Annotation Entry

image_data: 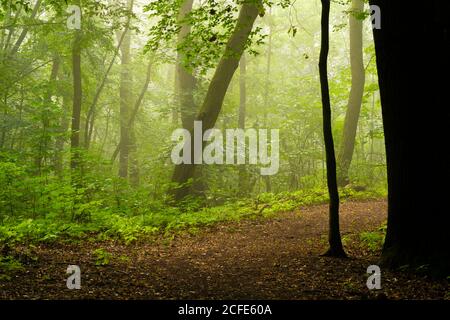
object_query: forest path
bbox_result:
[1,200,448,299]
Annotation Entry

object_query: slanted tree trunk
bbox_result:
[8,0,42,58]
[84,0,134,149]
[337,0,365,186]
[319,0,346,258]
[111,62,152,163]
[171,0,263,201]
[370,0,450,275]
[238,54,247,195]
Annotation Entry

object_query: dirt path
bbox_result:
[1,200,448,300]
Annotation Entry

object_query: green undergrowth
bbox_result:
[0,187,386,246]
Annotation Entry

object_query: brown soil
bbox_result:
[1,200,448,300]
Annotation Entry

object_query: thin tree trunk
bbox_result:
[84,1,133,149]
[238,54,247,195]
[128,127,139,187]
[35,55,60,174]
[54,89,71,178]
[8,0,42,57]
[263,10,273,193]
[170,0,263,201]
[111,62,152,162]
[319,0,346,258]
[337,0,365,186]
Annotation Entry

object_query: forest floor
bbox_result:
[0,200,448,300]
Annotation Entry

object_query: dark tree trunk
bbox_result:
[370,0,450,275]
[319,0,346,258]
[170,0,263,202]
[337,0,365,186]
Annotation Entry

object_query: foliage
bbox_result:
[93,248,112,266]
[359,223,386,252]
[0,255,24,281]
[0,182,385,247]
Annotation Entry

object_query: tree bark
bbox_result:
[319,0,346,258]
[170,0,263,201]
[70,29,82,171]
[177,0,197,129]
[370,0,450,275]
[118,0,133,179]
[238,54,247,195]
[337,0,365,186]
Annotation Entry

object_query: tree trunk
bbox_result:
[54,87,71,178]
[263,11,273,193]
[319,0,346,258]
[35,55,60,174]
[177,0,197,129]
[129,126,139,187]
[111,62,152,163]
[370,0,450,275]
[238,54,247,195]
[70,29,82,171]
[170,0,263,201]
[337,0,365,186]
[118,0,133,179]
[8,0,42,58]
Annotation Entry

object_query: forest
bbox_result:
[0,0,448,301]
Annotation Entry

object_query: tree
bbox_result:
[34,54,60,174]
[319,0,346,258]
[262,9,273,193]
[70,14,82,171]
[177,0,197,129]
[238,54,247,194]
[112,62,152,163]
[170,0,264,201]
[370,0,450,275]
[118,0,134,179]
[337,0,365,186]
